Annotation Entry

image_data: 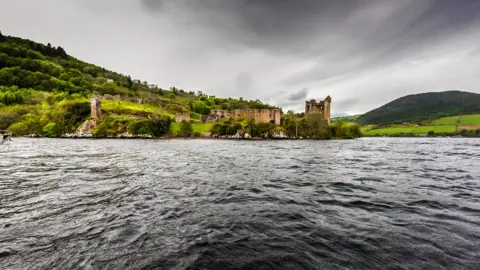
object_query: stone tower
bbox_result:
[324,95,331,124]
[305,96,332,124]
[90,94,102,119]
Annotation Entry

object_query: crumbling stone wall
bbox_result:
[202,109,281,125]
[174,112,191,122]
[231,109,281,125]
[202,110,232,123]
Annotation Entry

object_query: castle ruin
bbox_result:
[305,96,331,124]
[89,92,284,126]
[202,109,281,125]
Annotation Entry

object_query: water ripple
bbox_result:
[0,138,479,269]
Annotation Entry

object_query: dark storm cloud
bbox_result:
[288,88,309,101]
[137,0,480,114]
[1,0,479,114]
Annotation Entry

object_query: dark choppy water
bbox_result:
[1,138,480,270]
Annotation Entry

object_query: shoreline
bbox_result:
[14,135,476,140]
[18,135,356,141]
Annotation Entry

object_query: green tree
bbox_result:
[0,31,6,42]
[43,122,61,137]
[192,100,211,115]
[304,112,328,139]
[7,122,28,135]
[171,87,178,95]
[180,121,193,137]
[127,76,133,89]
[91,122,109,137]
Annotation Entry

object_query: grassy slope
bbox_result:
[357,91,480,125]
[331,115,360,124]
[459,114,480,125]
[101,100,171,117]
[431,116,459,125]
[363,125,457,136]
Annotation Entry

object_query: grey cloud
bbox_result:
[333,98,361,113]
[235,71,253,92]
[1,0,479,115]
[288,88,309,101]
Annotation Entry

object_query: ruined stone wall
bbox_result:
[202,110,233,123]
[174,112,191,122]
[231,109,281,125]
[201,109,281,125]
[90,96,102,119]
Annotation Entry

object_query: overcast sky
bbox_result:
[1,0,479,115]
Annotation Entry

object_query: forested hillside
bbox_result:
[356,91,480,125]
[0,31,281,137]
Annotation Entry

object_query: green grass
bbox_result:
[360,127,372,133]
[101,100,169,116]
[193,123,214,133]
[459,114,480,125]
[170,122,181,134]
[431,116,459,125]
[169,122,214,135]
[428,114,480,125]
[363,125,457,136]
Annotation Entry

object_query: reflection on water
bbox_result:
[1,138,479,269]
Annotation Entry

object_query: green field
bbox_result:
[170,122,214,134]
[363,125,457,136]
[430,116,459,125]
[459,114,480,125]
[101,100,170,116]
[428,114,480,126]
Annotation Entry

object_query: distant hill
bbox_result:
[331,115,360,123]
[356,91,480,125]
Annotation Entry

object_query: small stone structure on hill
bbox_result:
[174,112,190,122]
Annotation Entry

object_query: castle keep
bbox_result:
[305,96,331,124]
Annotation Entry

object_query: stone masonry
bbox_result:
[202,109,281,125]
[90,94,102,119]
[174,112,191,122]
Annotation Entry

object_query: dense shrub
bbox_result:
[43,122,60,137]
[7,122,28,135]
[126,117,171,137]
[180,121,193,136]
[0,86,32,105]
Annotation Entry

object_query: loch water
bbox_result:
[1,138,479,270]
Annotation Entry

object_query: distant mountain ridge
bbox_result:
[356,91,480,125]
